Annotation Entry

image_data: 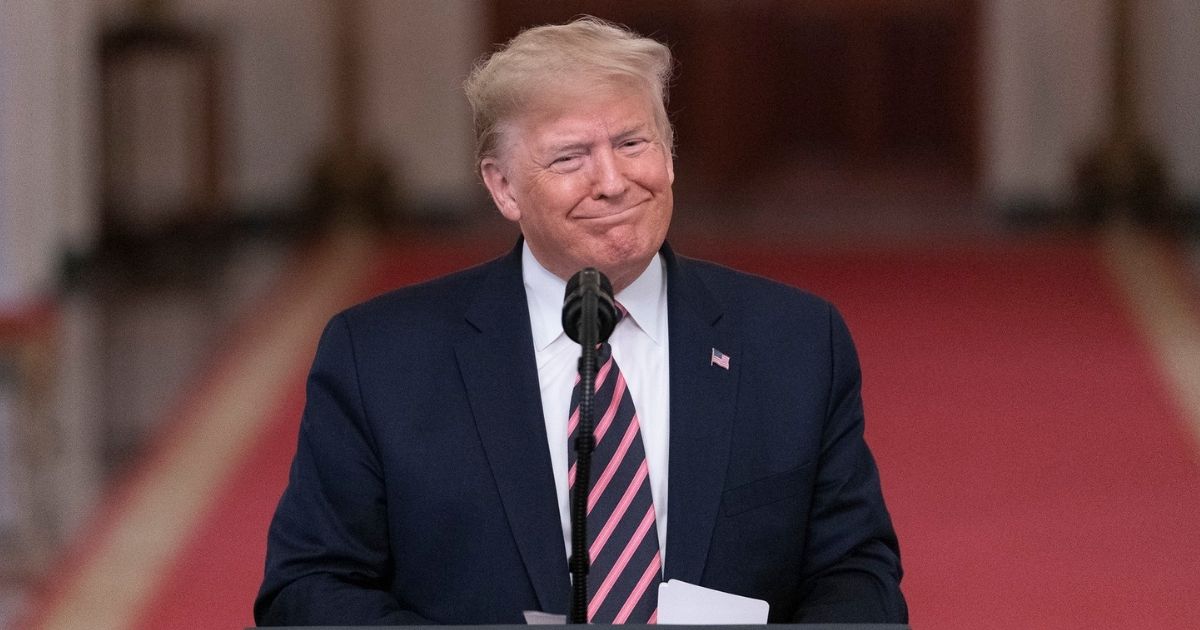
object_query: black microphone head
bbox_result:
[562,268,618,344]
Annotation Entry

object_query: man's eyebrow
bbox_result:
[612,125,650,142]
[544,139,591,154]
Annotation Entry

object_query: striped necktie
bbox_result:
[567,306,662,623]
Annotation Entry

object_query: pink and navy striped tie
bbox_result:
[567,306,662,624]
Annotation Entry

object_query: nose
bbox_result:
[590,146,628,200]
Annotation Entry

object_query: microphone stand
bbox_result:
[569,288,598,624]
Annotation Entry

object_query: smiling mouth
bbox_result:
[577,200,649,221]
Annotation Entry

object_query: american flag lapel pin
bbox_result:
[710,348,730,370]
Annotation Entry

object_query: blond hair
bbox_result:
[464,16,673,164]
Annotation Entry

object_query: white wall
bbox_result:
[1136,0,1200,197]
[114,0,483,215]
[134,0,1198,217]
[165,0,336,213]
[362,0,483,213]
[982,0,1200,209]
[0,0,100,309]
[6,0,1200,309]
[213,2,1193,214]
[0,0,484,309]
[980,0,1111,208]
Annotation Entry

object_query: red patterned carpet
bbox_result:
[27,232,1200,629]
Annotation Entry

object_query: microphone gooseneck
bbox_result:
[561,268,616,623]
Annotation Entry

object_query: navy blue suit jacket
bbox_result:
[255,242,905,625]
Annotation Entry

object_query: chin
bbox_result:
[593,244,658,285]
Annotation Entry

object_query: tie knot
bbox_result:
[613,301,628,325]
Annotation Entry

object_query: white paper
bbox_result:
[522,610,567,625]
[657,579,770,624]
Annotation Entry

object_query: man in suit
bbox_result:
[256,17,905,626]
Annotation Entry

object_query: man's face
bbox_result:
[480,86,674,292]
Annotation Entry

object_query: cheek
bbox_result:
[635,155,674,192]
[528,178,588,214]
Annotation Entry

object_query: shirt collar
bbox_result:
[522,242,667,351]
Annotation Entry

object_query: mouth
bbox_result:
[575,199,649,222]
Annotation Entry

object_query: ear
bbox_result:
[480,158,521,222]
[666,152,675,184]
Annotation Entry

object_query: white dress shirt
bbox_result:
[521,243,671,563]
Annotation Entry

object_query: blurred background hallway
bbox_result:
[2,1,1199,628]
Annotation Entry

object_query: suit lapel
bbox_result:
[455,244,569,615]
[662,246,739,584]
[453,242,737,603]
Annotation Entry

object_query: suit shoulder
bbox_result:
[674,254,858,370]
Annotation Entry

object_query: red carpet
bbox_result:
[46,236,1200,628]
[122,239,518,630]
[704,239,1200,628]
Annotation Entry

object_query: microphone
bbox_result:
[561,268,618,345]
[561,267,617,624]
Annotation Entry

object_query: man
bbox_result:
[256,17,905,625]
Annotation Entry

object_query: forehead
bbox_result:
[514,88,657,148]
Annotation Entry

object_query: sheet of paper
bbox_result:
[657,579,770,624]
[522,610,566,625]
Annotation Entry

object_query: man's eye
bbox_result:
[549,155,583,172]
[620,139,647,151]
